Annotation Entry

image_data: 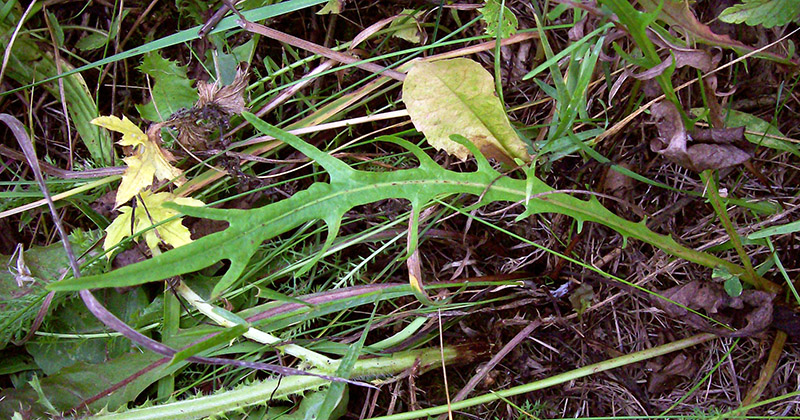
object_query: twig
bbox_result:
[0,144,125,179]
[442,319,542,416]
[237,18,406,81]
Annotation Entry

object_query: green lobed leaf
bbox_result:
[478,0,518,38]
[402,58,530,164]
[48,113,762,296]
[135,52,198,122]
[719,0,800,28]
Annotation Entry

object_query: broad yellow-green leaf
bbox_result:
[91,116,184,206]
[316,0,342,14]
[389,10,424,44]
[402,58,530,164]
[104,191,204,254]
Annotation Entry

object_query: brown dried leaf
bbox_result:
[196,67,249,115]
[649,101,751,172]
[632,49,712,81]
[638,0,742,45]
[685,143,751,172]
[637,0,795,64]
[569,283,594,317]
[658,281,739,316]
[652,280,775,337]
[603,162,634,199]
[647,353,698,394]
[168,67,250,150]
[690,126,745,143]
[772,304,800,341]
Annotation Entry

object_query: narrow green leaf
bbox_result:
[749,220,800,239]
[45,11,64,46]
[552,37,603,140]
[523,23,613,80]
[211,307,250,326]
[722,109,800,157]
[256,287,316,308]
[169,324,249,367]
[75,33,110,51]
[317,308,374,420]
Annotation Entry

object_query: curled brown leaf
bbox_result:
[646,353,698,394]
[649,100,751,172]
[167,66,250,150]
[652,280,774,337]
[196,67,249,116]
[633,31,721,81]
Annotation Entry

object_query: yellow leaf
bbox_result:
[117,155,156,207]
[92,115,184,207]
[116,141,184,207]
[103,190,203,255]
[91,115,147,147]
[103,206,134,255]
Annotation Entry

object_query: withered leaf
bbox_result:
[649,101,751,172]
[652,280,774,337]
[772,304,800,342]
[569,283,594,317]
[91,116,184,207]
[633,31,721,82]
[690,126,746,143]
[603,162,635,198]
[196,67,249,116]
[647,353,698,394]
[168,67,249,150]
